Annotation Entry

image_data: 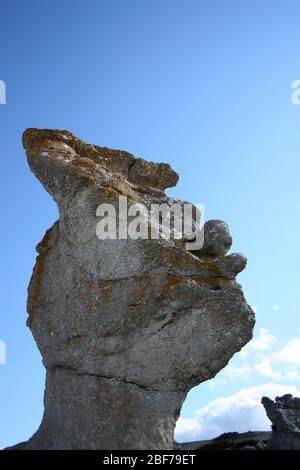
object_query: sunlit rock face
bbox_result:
[9,129,255,449]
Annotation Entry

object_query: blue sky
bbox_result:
[0,0,299,448]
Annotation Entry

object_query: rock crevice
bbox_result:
[9,129,255,449]
[53,363,161,392]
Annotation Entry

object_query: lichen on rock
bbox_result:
[9,129,255,450]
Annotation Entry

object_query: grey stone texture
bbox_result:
[262,394,300,450]
[9,129,255,449]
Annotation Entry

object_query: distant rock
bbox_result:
[214,431,240,441]
[262,394,300,449]
[180,431,271,450]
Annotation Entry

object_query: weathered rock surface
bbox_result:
[9,129,255,449]
[262,394,300,449]
[197,220,232,257]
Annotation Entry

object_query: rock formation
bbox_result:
[180,431,271,450]
[262,394,300,449]
[10,129,255,449]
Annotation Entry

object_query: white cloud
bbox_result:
[286,370,299,380]
[252,337,300,381]
[271,304,280,312]
[175,383,300,443]
[203,330,299,392]
[224,365,252,379]
[249,328,277,351]
[274,337,300,366]
[254,359,281,380]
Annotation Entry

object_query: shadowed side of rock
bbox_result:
[7,129,255,449]
[262,394,300,450]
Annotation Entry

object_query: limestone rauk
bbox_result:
[262,394,300,449]
[9,129,255,449]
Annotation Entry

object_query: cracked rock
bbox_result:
[8,129,255,450]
